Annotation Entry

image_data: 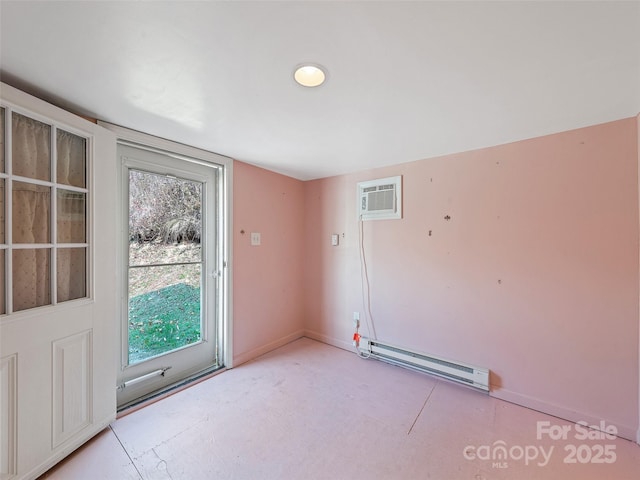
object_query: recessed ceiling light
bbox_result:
[293,64,327,87]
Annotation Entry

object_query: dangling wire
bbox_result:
[357,347,372,359]
[358,219,376,342]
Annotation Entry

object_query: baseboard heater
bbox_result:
[358,338,490,392]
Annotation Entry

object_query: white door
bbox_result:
[116,144,222,407]
[0,83,117,479]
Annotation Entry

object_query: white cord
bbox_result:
[354,219,375,360]
[358,219,376,340]
[357,346,372,359]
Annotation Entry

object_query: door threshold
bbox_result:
[117,364,226,417]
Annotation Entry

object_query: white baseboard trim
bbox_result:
[491,387,637,442]
[304,330,354,353]
[232,329,305,367]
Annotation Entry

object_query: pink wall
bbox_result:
[232,161,306,365]
[304,118,639,440]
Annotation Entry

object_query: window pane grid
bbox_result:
[0,105,89,315]
[7,174,87,192]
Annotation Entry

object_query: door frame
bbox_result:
[99,122,233,386]
[118,148,219,405]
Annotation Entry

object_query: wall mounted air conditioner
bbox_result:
[357,175,402,220]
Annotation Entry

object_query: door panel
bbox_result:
[52,330,92,448]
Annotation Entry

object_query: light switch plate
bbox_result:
[251,232,261,246]
[331,234,339,246]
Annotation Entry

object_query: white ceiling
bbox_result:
[1,1,639,180]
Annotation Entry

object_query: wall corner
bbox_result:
[637,112,640,445]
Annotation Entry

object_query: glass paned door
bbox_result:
[118,144,219,406]
[1,79,117,480]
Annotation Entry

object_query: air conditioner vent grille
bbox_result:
[367,190,394,211]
